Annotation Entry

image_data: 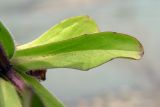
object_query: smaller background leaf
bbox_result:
[18,16,99,49]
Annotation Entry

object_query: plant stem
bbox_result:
[6,69,26,91]
[0,43,26,91]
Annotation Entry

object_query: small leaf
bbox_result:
[12,32,143,71]
[0,21,15,59]
[0,78,22,107]
[19,72,64,107]
[18,16,99,49]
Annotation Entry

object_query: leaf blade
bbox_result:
[12,32,143,71]
[19,73,64,107]
[18,16,99,49]
[0,21,15,59]
[0,79,22,107]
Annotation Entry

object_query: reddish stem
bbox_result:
[6,69,26,91]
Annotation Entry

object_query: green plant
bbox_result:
[0,16,144,107]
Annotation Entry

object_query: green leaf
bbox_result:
[21,86,45,107]
[19,73,64,107]
[0,21,15,59]
[0,78,22,107]
[29,91,45,107]
[12,32,143,71]
[18,16,99,49]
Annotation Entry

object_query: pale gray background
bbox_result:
[0,0,160,106]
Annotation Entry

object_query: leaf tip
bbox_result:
[138,43,144,59]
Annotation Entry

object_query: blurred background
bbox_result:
[0,0,160,107]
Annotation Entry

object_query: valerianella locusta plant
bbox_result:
[0,16,144,107]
